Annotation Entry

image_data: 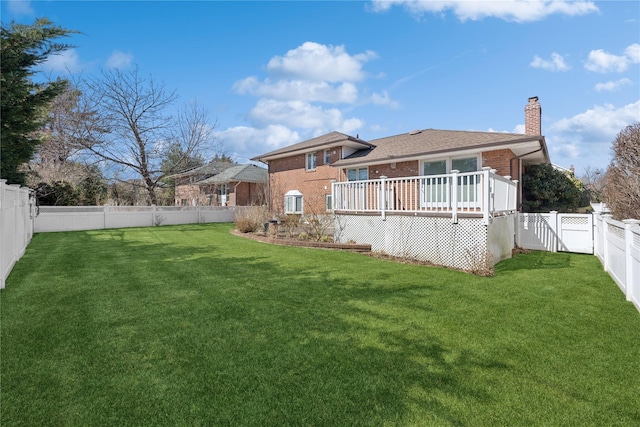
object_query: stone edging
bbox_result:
[230,229,371,252]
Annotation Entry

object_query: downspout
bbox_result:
[258,159,271,211]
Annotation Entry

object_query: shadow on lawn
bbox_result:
[7,225,512,425]
[495,250,572,273]
[182,253,512,425]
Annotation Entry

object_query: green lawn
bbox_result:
[2,223,639,426]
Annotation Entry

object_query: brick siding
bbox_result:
[482,149,516,177]
[269,149,342,214]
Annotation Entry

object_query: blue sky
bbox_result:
[3,0,639,176]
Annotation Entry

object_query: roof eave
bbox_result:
[252,138,374,163]
[333,135,546,167]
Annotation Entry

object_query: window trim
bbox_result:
[324,149,331,165]
[284,190,304,214]
[421,154,480,175]
[306,152,317,171]
[346,167,368,181]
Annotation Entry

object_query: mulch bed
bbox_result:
[230,229,371,252]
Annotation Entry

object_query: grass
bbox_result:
[1,223,639,426]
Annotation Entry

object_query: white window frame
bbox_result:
[324,149,331,165]
[284,190,303,214]
[325,194,333,211]
[421,154,480,175]
[420,155,481,207]
[346,167,368,181]
[306,152,317,171]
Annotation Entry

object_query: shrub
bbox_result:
[234,206,269,233]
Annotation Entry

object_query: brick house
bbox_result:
[196,164,268,207]
[171,161,267,207]
[251,97,551,271]
[252,97,549,215]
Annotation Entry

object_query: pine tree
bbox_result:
[1,18,78,184]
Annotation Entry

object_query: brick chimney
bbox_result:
[525,96,541,135]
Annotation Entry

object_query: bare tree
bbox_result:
[28,85,100,182]
[579,166,606,203]
[79,67,217,205]
[604,122,640,220]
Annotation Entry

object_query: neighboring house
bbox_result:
[170,161,267,206]
[252,97,552,271]
[252,97,550,215]
[196,164,268,207]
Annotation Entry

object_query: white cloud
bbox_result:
[625,43,640,64]
[370,91,400,108]
[546,100,640,169]
[41,49,83,73]
[233,77,358,104]
[106,51,134,69]
[369,0,598,23]
[231,41,390,143]
[249,99,365,132]
[594,78,632,92]
[267,42,377,82]
[585,44,640,73]
[6,0,34,16]
[530,53,570,71]
[214,124,301,160]
[513,124,526,134]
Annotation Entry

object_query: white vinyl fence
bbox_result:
[517,211,640,313]
[594,215,640,312]
[1,180,35,289]
[35,205,239,233]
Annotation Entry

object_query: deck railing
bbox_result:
[332,167,518,224]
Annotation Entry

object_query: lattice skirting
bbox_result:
[334,214,515,271]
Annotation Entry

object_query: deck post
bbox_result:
[450,170,458,224]
[482,168,491,225]
[380,176,387,221]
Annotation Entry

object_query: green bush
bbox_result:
[522,163,582,212]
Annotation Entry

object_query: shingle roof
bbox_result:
[169,160,236,179]
[332,128,546,167]
[198,164,267,185]
[251,131,373,161]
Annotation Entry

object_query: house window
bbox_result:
[451,157,478,173]
[284,190,303,214]
[346,168,368,181]
[325,194,333,211]
[306,153,317,171]
[324,149,331,165]
[217,184,229,206]
[423,160,447,176]
[452,157,479,202]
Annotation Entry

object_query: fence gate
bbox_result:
[557,214,593,254]
[516,212,594,254]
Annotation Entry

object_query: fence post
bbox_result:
[152,205,157,226]
[0,180,5,289]
[623,219,640,302]
[601,214,613,272]
[549,211,558,252]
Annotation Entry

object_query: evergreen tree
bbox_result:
[1,18,78,184]
[522,163,582,213]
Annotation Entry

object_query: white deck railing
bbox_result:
[332,167,517,224]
